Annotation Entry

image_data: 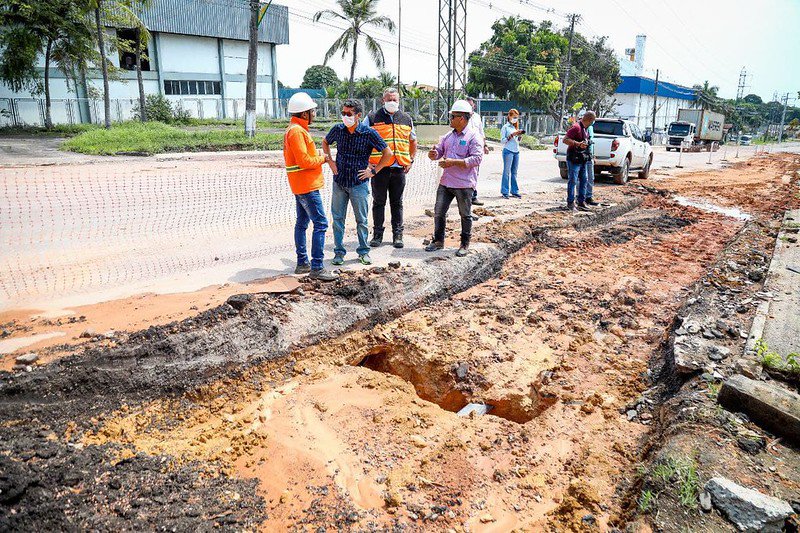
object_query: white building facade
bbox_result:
[609,35,699,133]
[0,0,289,125]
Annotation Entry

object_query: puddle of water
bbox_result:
[673,196,752,221]
[0,332,65,355]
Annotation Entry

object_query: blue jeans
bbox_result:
[294,190,328,271]
[566,159,588,205]
[331,181,370,257]
[501,149,519,196]
[585,158,595,200]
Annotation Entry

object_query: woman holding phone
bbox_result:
[500,108,523,199]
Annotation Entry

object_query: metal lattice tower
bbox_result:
[735,67,747,102]
[437,0,467,122]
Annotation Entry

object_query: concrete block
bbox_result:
[706,476,793,532]
[718,374,800,444]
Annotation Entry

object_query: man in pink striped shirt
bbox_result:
[424,100,484,257]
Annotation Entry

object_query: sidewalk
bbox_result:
[751,209,800,357]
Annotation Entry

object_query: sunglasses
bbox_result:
[448,113,465,121]
[341,111,356,117]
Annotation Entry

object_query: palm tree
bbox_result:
[89,0,150,128]
[313,0,395,98]
[693,80,720,110]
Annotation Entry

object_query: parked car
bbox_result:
[554,118,654,184]
[739,135,752,146]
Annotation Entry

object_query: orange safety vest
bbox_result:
[366,108,414,166]
[283,117,325,195]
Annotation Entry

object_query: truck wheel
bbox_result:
[613,158,630,185]
[560,167,568,179]
[637,154,653,179]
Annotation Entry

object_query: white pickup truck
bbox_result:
[554,118,654,184]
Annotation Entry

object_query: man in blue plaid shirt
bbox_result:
[323,99,393,266]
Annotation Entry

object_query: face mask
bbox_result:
[510,117,518,124]
[384,101,400,113]
[342,115,356,127]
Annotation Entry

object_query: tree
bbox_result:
[313,0,395,98]
[377,70,395,89]
[693,80,720,110]
[244,0,259,137]
[565,33,621,114]
[353,76,382,99]
[301,65,339,89]
[89,0,112,128]
[466,17,619,120]
[0,0,96,129]
[113,3,152,123]
[743,93,763,105]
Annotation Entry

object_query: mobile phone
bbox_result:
[519,129,526,135]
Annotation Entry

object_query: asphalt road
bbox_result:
[1,140,797,312]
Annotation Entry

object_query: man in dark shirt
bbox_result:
[563,110,596,212]
[323,99,393,266]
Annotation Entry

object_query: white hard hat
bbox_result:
[287,92,318,114]
[450,99,472,113]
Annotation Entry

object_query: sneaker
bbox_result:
[359,254,372,265]
[585,198,600,206]
[577,203,591,212]
[472,198,485,206]
[502,195,510,199]
[425,241,444,252]
[511,193,522,198]
[309,268,339,282]
[331,254,345,266]
[392,234,404,248]
[369,234,383,247]
[566,203,576,212]
[294,263,311,275]
[455,246,469,257]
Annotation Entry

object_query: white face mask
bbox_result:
[510,117,518,124]
[342,115,356,127]
[384,101,400,113]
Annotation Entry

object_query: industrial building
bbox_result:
[0,0,289,125]
[611,35,699,132]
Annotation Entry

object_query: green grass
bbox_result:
[643,455,701,511]
[638,489,655,513]
[0,123,99,137]
[484,126,548,150]
[61,121,285,155]
[754,338,800,375]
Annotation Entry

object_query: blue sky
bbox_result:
[279,0,799,103]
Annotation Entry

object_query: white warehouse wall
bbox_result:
[160,34,220,74]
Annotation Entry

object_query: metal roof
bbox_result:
[117,0,289,44]
[615,76,697,101]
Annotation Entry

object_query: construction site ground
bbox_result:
[1,148,800,531]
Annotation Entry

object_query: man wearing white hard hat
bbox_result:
[425,99,483,257]
[283,92,338,281]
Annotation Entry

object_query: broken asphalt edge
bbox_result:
[0,198,643,417]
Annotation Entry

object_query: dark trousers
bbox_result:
[372,166,406,235]
[433,184,473,246]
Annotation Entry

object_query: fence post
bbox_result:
[66,99,74,125]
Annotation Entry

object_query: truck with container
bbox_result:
[666,109,724,151]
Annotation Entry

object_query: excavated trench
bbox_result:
[355,342,555,423]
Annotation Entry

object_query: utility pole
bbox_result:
[778,92,789,143]
[651,68,659,134]
[244,0,259,138]
[734,67,747,157]
[397,0,402,95]
[558,14,579,131]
